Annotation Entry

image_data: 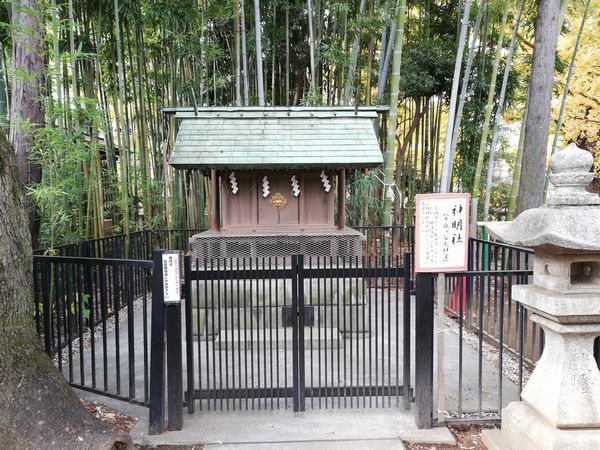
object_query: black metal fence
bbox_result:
[33,255,153,406]
[413,237,536,427]
[181,253,412,413]
[34,229,201,259]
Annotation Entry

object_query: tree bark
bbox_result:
[253,0,265,106]
[9,0,45,248]
[516,0,561,214]
[0,135,132,448]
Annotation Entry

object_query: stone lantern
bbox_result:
[482,143,600,449]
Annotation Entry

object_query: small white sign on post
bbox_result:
[415,193,470,273]
[162,251,181,304]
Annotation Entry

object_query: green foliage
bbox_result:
[28,100,104,249]
[398,39,455,100]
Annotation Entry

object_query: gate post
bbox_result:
[403,252,412,410]
[149,250,166,435]
[415,272,434,429]
[149,250,184,434]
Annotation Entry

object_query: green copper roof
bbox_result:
[168,108,383,170]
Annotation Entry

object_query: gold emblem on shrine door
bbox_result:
[270,192,287,209]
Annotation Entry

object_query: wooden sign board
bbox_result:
[415,193,470,273]
[162,251,181,303]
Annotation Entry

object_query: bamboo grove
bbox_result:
[1,0,598,250]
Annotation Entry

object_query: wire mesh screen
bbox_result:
[190,231,364,260]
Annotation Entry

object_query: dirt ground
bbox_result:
[405,423,498,450]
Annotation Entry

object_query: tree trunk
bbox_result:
[545,0,591,194]
[307,0,316,93]
[516,0,561,214]
[9,0,46,248]
[483,0,524,221]
[240,0,250,106]
[471,6,508,209]
[448,0,485,170]
[234,0,242,106]
[381,0,407,229]
[439,0,474,193]
[0,135,131,448]
[253,0,265,106]
[343,0,367,105]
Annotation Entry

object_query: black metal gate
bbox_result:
[182,253,412,413]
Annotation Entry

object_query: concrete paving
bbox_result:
[77,388,451,448]
[68,288,521,447]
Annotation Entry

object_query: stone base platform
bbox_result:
[214,327,342,350]
[482,402,600,450]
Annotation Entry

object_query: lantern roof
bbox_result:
[483,143,600,253]
[167,107,384,170]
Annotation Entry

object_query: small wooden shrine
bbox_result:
[168,107,383,259]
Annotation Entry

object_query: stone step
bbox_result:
[191,305,371,337]
[214,327,343,350]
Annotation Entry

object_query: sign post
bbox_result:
[149,250,183,435]
[414,193,470,427]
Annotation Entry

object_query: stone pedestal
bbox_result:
[482,144,600,449]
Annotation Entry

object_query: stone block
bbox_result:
[490,401,600,450]
[190,277,366,308]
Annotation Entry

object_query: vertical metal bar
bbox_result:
[127,267,136,401]
[387,255,392,407]
[40,261,52,357]
[243,258,249,410]
[76,262,85,387]
[336,256,341,408]
[100,264,109,392]
[143,268,150,404]
[415,272,434,429]
[86,263,96,390]
[237,257,242,411]
[298,254,306,412]
[217,258,223,411]
[55,263,63,373]
[308,257,314,409]
[269,257,274,409]
[367,254,372,408]
[403,252,411,410]
[375,256,380,407]
[283,257,288,410]
[166,303,183,431]
[149,250,166,435]
[458,273,464,416]
[348,256,353,408]
[197,258,204,411]
[499,274,505,414]
[275,257,281,410]
[210,258,217,410]
[184,256,195,413]
[317,257,323,409]
[114,265,122,395]
[249,258,254,410]
[291,254,300,412]
[223,258,230,412]
[204,258,211,411]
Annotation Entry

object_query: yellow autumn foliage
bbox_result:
[554,0,600,177]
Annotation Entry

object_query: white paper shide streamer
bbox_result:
[291,175,300,197]
[229,172,239,194]
[262,176,270,197]
[320,170,331,192]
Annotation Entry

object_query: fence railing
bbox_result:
[33,255,153,406]
[434,238,535,425]
[34,229,201,259]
